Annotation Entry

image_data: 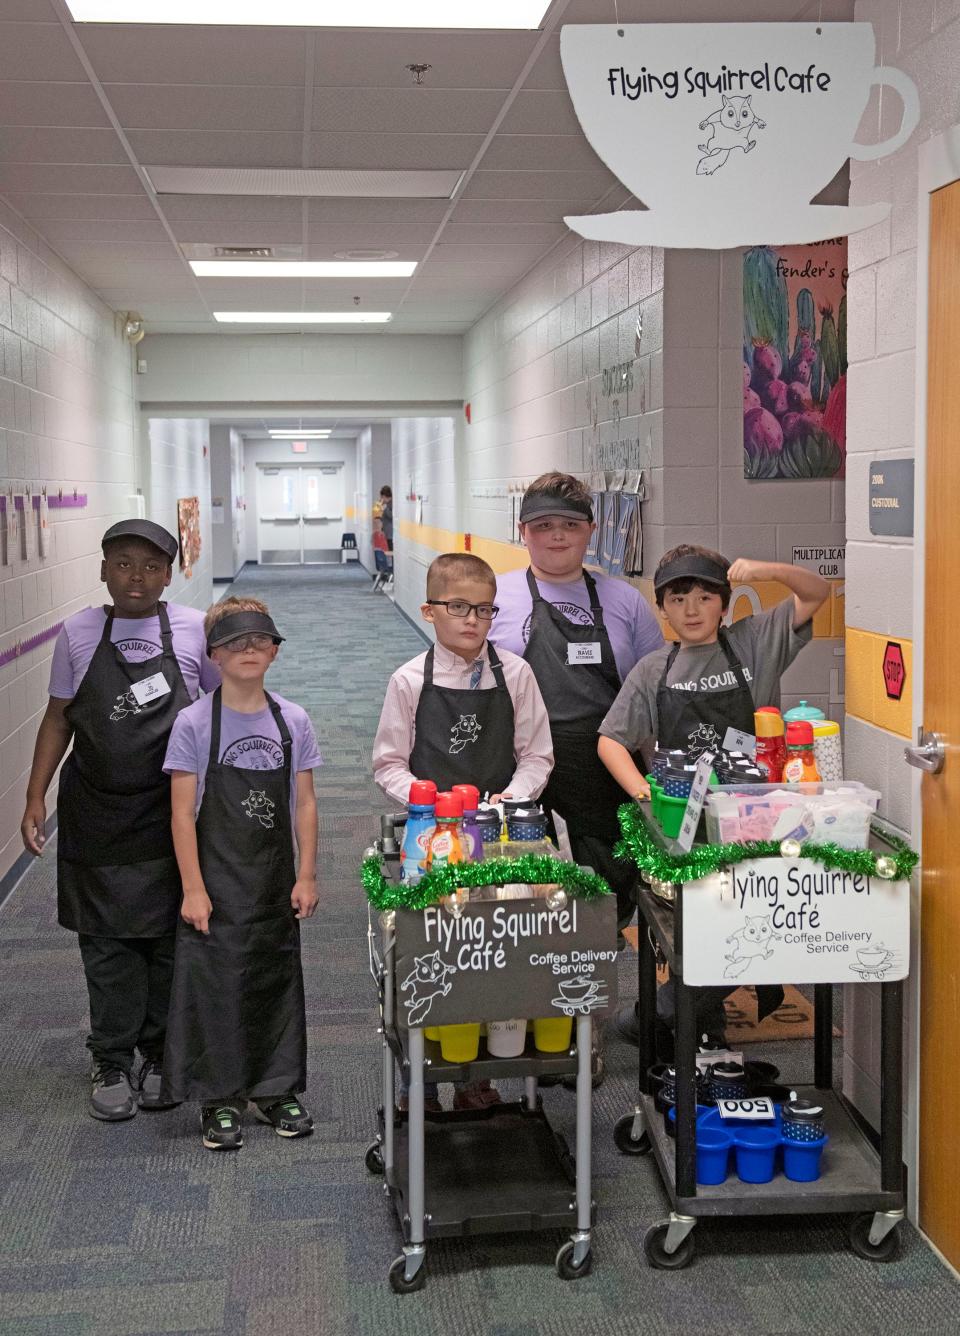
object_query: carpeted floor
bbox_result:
[1,564,957,1336]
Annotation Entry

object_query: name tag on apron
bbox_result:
[130,672,171,706]
[567,642,602,665]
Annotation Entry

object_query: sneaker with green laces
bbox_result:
[201,1104,243,1150]
[250,1095,314,1138]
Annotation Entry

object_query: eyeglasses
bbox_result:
[217,633,275,653]
[425,599,499,621]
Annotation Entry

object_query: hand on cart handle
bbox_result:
[488,790,512,804]
[292,876,319,919]
[181,886,213,934]
[635,778,651,801]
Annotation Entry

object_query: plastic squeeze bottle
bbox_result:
[754,707,787,783]
[451,783,484,862]
[400,780,437,883]
[782,721,821,783]
[425,791,469,870]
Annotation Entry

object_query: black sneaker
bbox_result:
[250,1095,314,1138]
[201,1104,243,1150]
[90,1062,137,1122]
[136,1059,178,1111]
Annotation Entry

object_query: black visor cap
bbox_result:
[654,553,730,593]
[206,610,284,651]
[518,491,594,525]
[102,518,178,562]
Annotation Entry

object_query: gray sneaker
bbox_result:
[90,1062,137,1121]
[136,1058,178,1111]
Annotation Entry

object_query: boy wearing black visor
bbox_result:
[598,544,829,1044]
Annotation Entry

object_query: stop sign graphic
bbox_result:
[883,641,906,700]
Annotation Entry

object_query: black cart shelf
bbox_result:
[616,801,906,1269]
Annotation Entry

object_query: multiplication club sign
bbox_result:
[393,896,618,1029]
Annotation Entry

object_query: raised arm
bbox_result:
[727,559,830,629]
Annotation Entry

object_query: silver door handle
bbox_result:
[904,729,945,774]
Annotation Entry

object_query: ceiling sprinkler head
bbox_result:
[406,63,432,85]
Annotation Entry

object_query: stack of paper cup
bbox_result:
[812,721,843,780]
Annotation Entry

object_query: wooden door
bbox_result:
[919,179,960,1266]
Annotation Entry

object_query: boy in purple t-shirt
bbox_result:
[163,596,321,1151]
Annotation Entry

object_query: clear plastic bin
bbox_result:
[704,781,880,850]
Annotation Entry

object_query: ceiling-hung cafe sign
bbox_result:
[560,24,919,248]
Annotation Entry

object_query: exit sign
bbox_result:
[291,442,307,453]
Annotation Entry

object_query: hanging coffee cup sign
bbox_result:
[560,23,919,248]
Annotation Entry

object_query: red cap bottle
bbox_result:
[434,791,464,819]
[785,720,815,747]
[408,780,437,807]
[451,783,480,813]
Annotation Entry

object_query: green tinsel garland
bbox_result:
[361,852,612,912]
[614,801,918,884]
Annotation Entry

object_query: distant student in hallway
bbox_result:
[162,596,321,1151]
[20,519,218,1124]
[373,552,553,1111]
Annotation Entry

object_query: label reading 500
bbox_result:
[716,1097,775,1121]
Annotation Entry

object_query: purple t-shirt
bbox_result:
[49,604,219,701]
[163,691,322,819]
[488,567,664,687]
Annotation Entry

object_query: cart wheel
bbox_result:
[848,1213,902,1263]
[556,1240,592,1279]
[364,1141,384,1175]
[388,1255,426,1293]
[643,1220,696,1270]
[613,1112,652,1156]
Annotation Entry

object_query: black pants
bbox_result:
[77,933,176,1071]
[568,829,637,933]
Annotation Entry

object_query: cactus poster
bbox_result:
[743,240,847,480]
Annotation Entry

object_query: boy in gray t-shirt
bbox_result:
[598,545,830,798]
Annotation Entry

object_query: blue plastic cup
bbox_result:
[782,1133,829,1182]
[696,1127,732,1185]
[734,1125,780,1183]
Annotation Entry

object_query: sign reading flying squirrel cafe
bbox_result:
[560,23,919,248]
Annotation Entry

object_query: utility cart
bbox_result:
[363,815,618,1293]
[614,800,911,1269]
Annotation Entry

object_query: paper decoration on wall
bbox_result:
[0,497,11,566]
[588,472,645,576]
[560,23,919,248]
[37,493,49,558]
[743,239,847,480]
[177,496,201,579]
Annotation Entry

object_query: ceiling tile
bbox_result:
[312,88,505,135]
[3,192,156,220]
[56,241,180,262]
[78,24,309,85]
[161,196,305,223]
[310,30,538,89]
[0,164,143,194]
[481,134,605,172]
[305,199,448,223]
[426,242,548,266]
[451,198,575,223]
[0,21,90,80]
[37,217,170,242]
[440,221,566,244]
[171,222,304,246]
[305,132,481,171]
[460,169,616,200]
[304,223,436,246]
[105,83,304,132]
[0,127,126,165]
[126,130,304,169]
[499,90,582,136]
[0,82,109,127]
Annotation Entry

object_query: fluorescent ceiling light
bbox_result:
[269,431,331,438]
[191,260,416,278]
[148,166,463,199]
[213,311,392,324]
[67,1,550,27]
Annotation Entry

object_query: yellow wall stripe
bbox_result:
[844,626,913,739]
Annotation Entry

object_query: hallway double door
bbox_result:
[256,464,345,565]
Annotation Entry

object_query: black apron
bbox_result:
[162,689,306,1102]
[521,567,625,841]
[57,602,191,937]
[409,642,516,795]
[655,627,755,758]
[656,630,783,1020]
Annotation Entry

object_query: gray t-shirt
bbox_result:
[599,598,812,750]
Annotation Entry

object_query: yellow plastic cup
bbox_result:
[533,1016,574,1053]
[424,1026,441,1042]
[438,1022,481,1062]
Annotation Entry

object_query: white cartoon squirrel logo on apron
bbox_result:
[241,790,276,828]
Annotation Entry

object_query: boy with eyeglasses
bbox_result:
[373,552,553,1110]
[161,596,321,1150]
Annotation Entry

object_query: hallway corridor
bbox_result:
[0,567,956,1336]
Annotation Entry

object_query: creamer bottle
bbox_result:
[425,791,468,870]
[399,780,437,883]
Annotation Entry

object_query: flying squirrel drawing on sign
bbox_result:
[696,95,766,175]
[724,914,781,978]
